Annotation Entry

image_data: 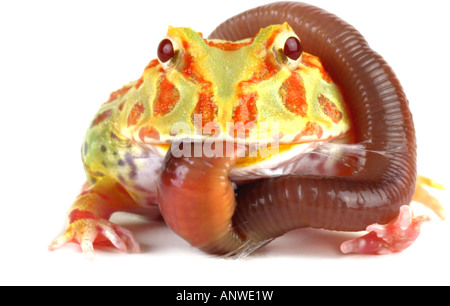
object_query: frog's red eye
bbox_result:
[158,39,175,63]
[284,37,302,61]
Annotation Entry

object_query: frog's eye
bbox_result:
[158,39,175,63]
[283,37,302,61]
[274,34,303,69]
[157,38,180,70]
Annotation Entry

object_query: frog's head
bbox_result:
[122,23,350,150]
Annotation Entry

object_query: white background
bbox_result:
[1,0,449,285]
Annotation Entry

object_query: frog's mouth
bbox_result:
[155,130,363,185]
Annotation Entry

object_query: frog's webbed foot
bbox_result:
[49,218,140,260]
[50,178,144,259]
[340,205,430,255]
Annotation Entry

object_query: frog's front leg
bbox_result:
[49,177,141,259]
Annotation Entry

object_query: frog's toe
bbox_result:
[340,205,430,255]
[98,220,141,254]
[414,175,446,220]
[80,239,96,261]
[49,218,140,259]
[48,228,75,251]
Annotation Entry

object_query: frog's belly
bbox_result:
[125,141,365,207]
[119,146,165,207]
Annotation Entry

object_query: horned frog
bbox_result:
[49,23,369,258]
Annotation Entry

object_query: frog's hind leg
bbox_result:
[49,177,142,259]
[413,175,446,220]
[340,205,430,255]
[340,175,445,255]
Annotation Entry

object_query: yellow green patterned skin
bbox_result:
[49,23,351,258]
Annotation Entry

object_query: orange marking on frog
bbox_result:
[69,209,95,223]
[139,125,160,141]
[181,40,193,76]
[180,40,218,129]
[78,189,94,197]
[127,102,145,127]
[302,53,331,83]
[293,121,323,142]
[233,92,258,125]
[91,109,113,127]
[183,40,191,49]
[229,51,284,135]
[193,87,217,130]
[104,85,132,105]
[153,75,180,116]
[144,59,159,71]
[182,41,216,85]
[280,73,307,117]
[182,52,197,81]
[115,182,130,196]
[205,39,254,51]
[96,192,111,201]
[266,27,284,49]
[318,94,343,123]
[135,77,144,89]
[248,53,280,84]
[78,190,110,201]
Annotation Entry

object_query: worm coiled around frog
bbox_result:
[158,2,417,255]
